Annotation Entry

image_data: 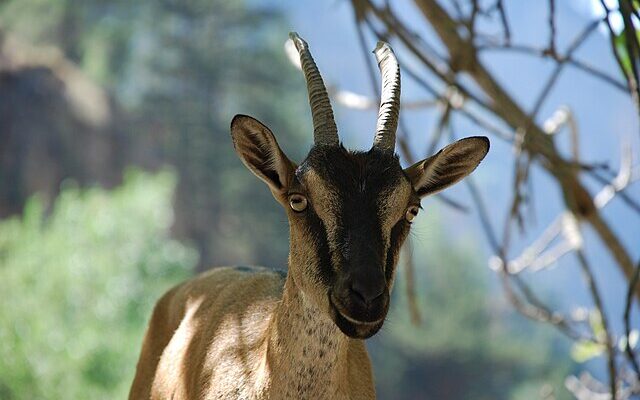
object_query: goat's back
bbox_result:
[128,266,286,400]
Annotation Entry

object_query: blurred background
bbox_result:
[0,0,639,399]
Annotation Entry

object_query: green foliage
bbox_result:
[571,340,605,363]
[611,3,640,82]
[614,30,635,78]
[571,310,606,363]
[0,170,197,399]
[369,212,572,400]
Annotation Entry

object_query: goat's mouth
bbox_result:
[329,295,386,339]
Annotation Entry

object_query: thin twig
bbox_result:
[588,167,640,214]
[451,0,464,21]
[426,102,451,155]
[355,17,381,98]
[477,43,628,93]
[399,58,515,142]
[468,0,479,41]
[547,0,557,57]
[531,19,600,119]
[466,178,500,252]
[576,249,618,400]
[497,265,591,342]
[402,239,422,326]
[495,0,511,45]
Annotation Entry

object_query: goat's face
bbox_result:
[287,145,414,338]
[230,115,488,338]
[229,33,489,339]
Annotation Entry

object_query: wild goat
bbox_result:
[129,32,489,400]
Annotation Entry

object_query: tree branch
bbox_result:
[576,249,618,399]
[403,0,639,299]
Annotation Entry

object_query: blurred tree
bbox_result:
[0,32,134,218]
[0,0,310,270]
[129,2,310,269]
[0,169,197,399]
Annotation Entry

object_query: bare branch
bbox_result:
[406,0,638,298]
[477,43,628,93]
[495,0,511,45]
[576,249,618,399]
[493,262,591,342]
[465,177,501,253]
[547,0,557,57]
[426,101,451,155]
[531,19,600,119]
[402,239,422,326]
[399,61,515,142]
[566,372,614,400]
[592,140,640,213]
[501,213,583,274]
[544,106,580,161]
[468,0,479,40]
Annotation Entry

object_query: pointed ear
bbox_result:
[404,136,489,197]
[230,114,296,194]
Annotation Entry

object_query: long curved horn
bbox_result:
[289,32,339,146]
[372,42,400,152]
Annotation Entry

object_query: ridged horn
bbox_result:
[289,32,339,146]
[373,41,400,152]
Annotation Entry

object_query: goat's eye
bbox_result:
[289,194,308,212]
[405,206,419,223]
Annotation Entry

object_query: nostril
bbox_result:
[349,284,367,304]
[349,281,384,305]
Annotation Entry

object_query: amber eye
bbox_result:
[289,194,308,212]
[405,206,419,223]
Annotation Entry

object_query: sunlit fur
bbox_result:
[129,115,489,399]
[129,266,376,400]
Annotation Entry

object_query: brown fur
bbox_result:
[129,266,375,399]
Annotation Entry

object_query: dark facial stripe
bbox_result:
[299,146,412,282]
[336,202,385,270]
[385,220,409,282]
[304,204,335,286]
